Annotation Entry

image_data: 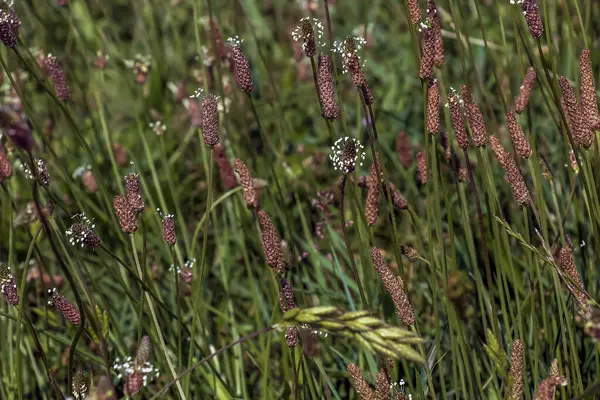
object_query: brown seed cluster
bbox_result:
[375,369,391,400]
[318,55,340,120]
[344,37,366,88]
[522,0,544,39]
[230,46,253,94]
[549,359,559,379]
[401,245,419,262]
[509,339,524,400]
[44,55,71,101]
[365,159,381,226]
[34,158,50,186]
[388,183,408,210]
[557,247,588,316]
[490,136,508,169]
[124,372,143,396]
[113,195,138,234]
[68,222,101,249]
[201,94,219,148]
[361,82,374,106]
[234,158,259,209]
[504,154,532,207]
[533,375,566,400]
[419,23,435,80]
[428,0,444,67]
[214,144,237,190]
[449,89,468,149]
[396,132,412,168]
[125,173,145,214]
[0,263,18,306]
[300,18,316,58]
[0,145,12,184]
[347,363,375,400]
[162,215,177,246]
[257,210,286,274]
[407,0,421,24]
[279,278,298,347]
[0,2,19,49]
[580,50,600,130]
[135,335,151,368]
[416,151,427,185]
[515,67,536,114]
[559,76,594,148]
[506,110,532,158]
[427,80,440,134]
[72,370,87,400]
[461,85,487,147]
[371,248,415,325]
[50,288,80,325]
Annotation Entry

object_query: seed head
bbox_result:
[448,88,468,148]
[285,327,299,347]
[407,0,421,24]
[0,2,19,49]
[508,339,524,400]
[461,85,487,147]
[44,54,70,101]
[515,67,536,114]
[234,158,259,208]
[549,359,559,379]
[428,0,444,67]
[66,213,100,249]
[0,145,12,184]
[257,210,286,274]
[416,151,427,185]
[506,110,532,158]
[124,173,145,214]
[124,372,143,396]
[559,76,594,148]
[371,247,415,325]
[330,137,366,175]
[361,82,374,106]
[347,363,375,400]
[49,288,80,325]
[580,50,600,130]
[317,54,340,120]
[135,336,152,369]
[113,195,138,234]
[228,37,253,94]
[33,158,50,186]
[72,370,88,400]
[214,144,237,190]
[0,262,18,306]
[557,247,588,316]
[375,369,391,400]
[162,214,176,246]
[333,36,367,87]
[201,93,219,148]
[292,17,323,58]
[490,136,508,169]
[419,22,435,80]
[395,132,412,168]
[388,183,408,210]
[522,0,543,39]
[504,154,532,207]
[401,245,419,262]
[533,375,567,400]
[365,158,381,226]
[279,278,297,312]
[427,79,440,134]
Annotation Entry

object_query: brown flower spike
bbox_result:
[317,54,340,120]
[257,210,286,274]
[135,335,151,368]
[162,214,177,246]
[365,159,381,226]
[44,55,70,101]
[371,248,415,325]
[522,0,544,39]
[361,82,374,106]
[347,363,375,400]
[448,89,468,149]
[428,0,444,67]
[407,0,421,24]
[461,85,487,147]
[504,154,532,207]
[113,195,138,234]
[533,375,566,400]
[508,339,524,400]
[558,76,594,148]
[0,263,18,306]
[50,288,80,325]
[124,173,145,214]
[427,79,440,134]
[580,50,600,130]
[375,369,391,400]
[279,278,298,348]
[490,136,508,169]
[201,94,219,148]
[0,145,12,184]
[234,158,259,208]
[419,22,435,80]
[506,110,532,158]
[228,37,253,94]
[558,247,588,316]
[515,67,536,114]
[416,151,427,185]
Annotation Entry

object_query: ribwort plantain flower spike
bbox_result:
[292,17,324,58]
[49,288,80,325]
[330,137,366,175]
[318,54,340,119]
[66,213,100,249]
[0,262,18,305]
[228,36,253,93]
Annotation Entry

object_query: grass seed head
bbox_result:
[257,210,286,274]
[201,93,220,147]
[125,173,145,214]
[113,195,138,234]
[234,158,259,208]
[228,37,253,93]
[506,110,532,158]
[461,85,487,147]
[427,79,440,134]
[448,88,468,148]
[515,67,536,114]
[580,49,600,130]
[49,288,80,325]
[317,54,340,120]
[522,0,544,38]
